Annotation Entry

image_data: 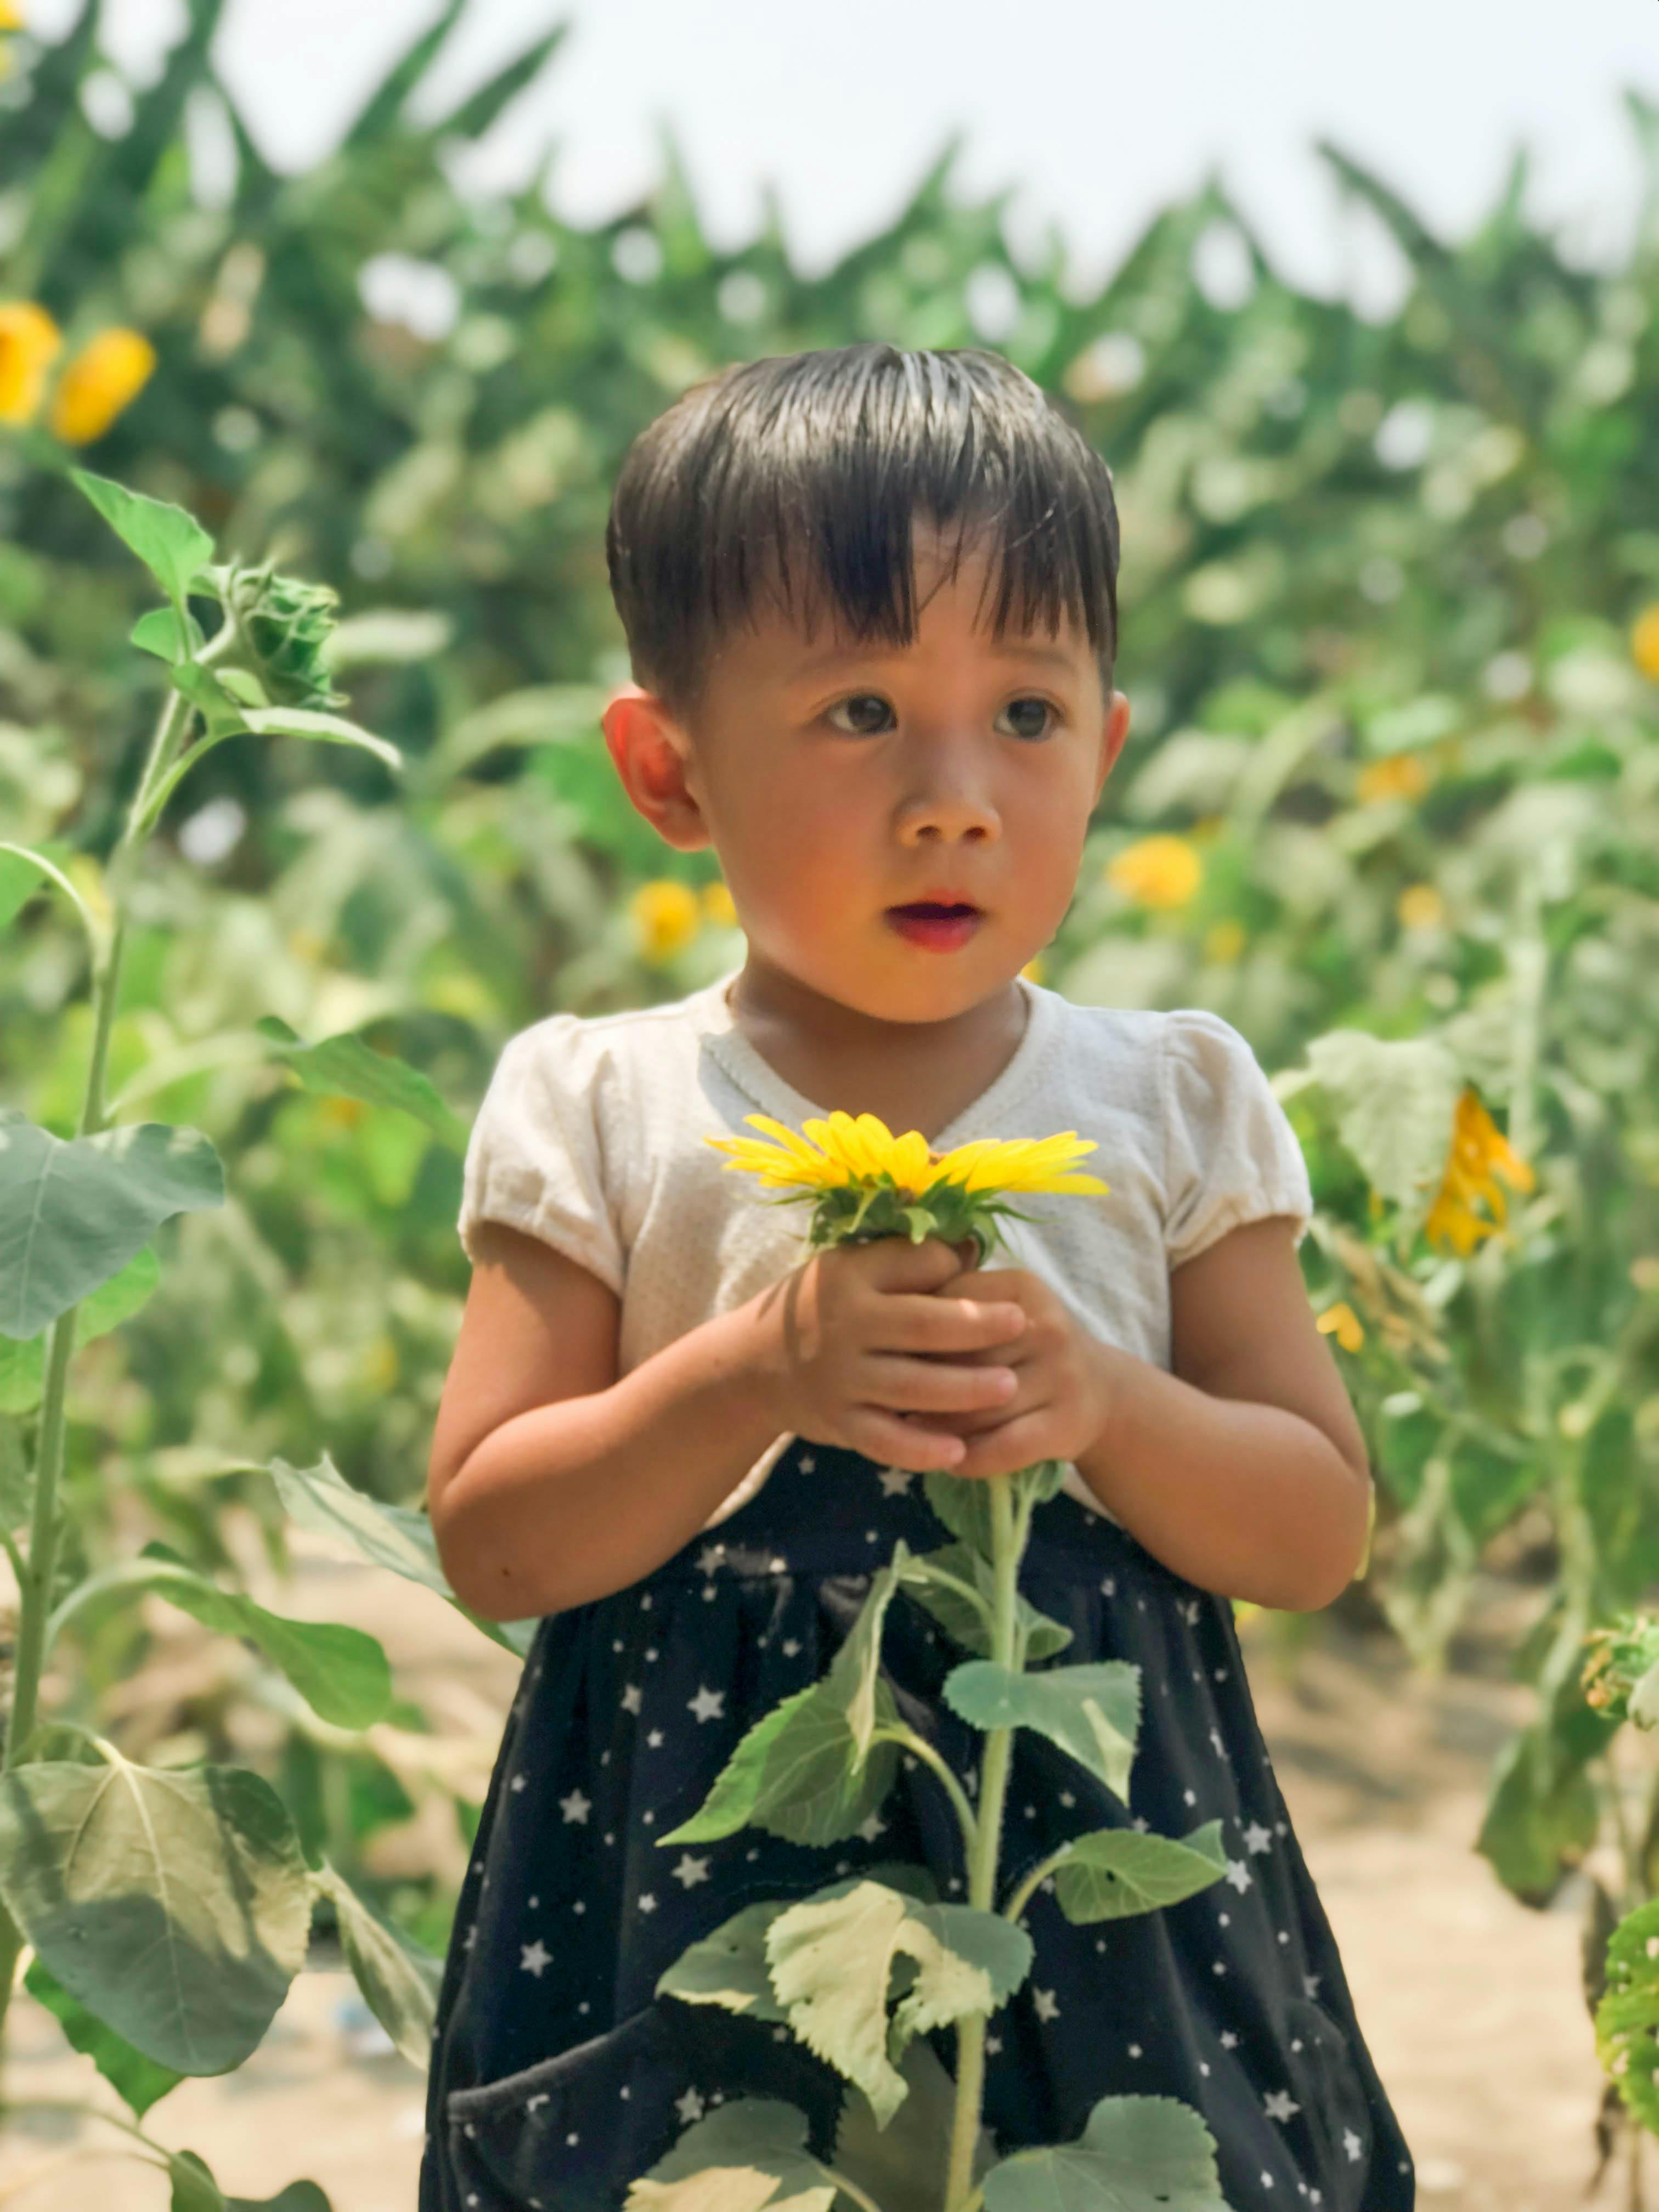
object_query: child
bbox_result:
[418,343,1414,2211]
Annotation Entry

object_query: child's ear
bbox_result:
[602,686,711,852]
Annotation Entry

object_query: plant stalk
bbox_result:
[0,675,194,2064]
[944,1473,1023,2212]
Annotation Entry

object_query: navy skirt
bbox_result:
[419,1435,1415,2210]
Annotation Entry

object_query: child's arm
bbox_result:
[1073,1214,1372,1612]
[428,1222,1026,1618]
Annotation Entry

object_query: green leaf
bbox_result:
[239,706,402,774]
[165,2145,338,2210]
[24,1952,185,2117]
[0,840,69,932]
[0,1244,160,1415]
[628,2097,837,2209]
[0,1758,313,2074]
[168,2148,224,2212]
[655,1674,901,1849]
[128,1542,393,1730]
[69,469,215,607]
[131,606,206,661]
[0,1111,223,1341]
[256,1016,470,1151]
[311,1860,442,2067]
[655,1900,792,2022]
[1048,1821,1228,1925]
[821,1539,912,1765]
[0,1415,31,1529]
[980,2090,1231,2209]
[269,1452,535,1660]
[943,1659,1142,1804]
[763,1876,1031,2126]
[168,658,253,735]
[1595,1897,1659,2136]
[832,2032,998,2211]
[897,1542,1073,1662]
[226,2187,334,2212]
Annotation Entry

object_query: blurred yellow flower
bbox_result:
[48,326,156,444]
[360,1333,399,1392]
[1396,883,1444,932]
[1356,753,1431,805]
[0,1,21,81]
[1019,953,1047,986]
[1105,834,1203,910]
[319,1094,366,1129]
[1632,602,1659,682]
[1316,1300,1364,1353]
[1204,918,1246,964]
[630,877,701,962]
[0,300,62,425]
[287,926,327,965]
[699,878,737,927]
[1424,1087,1536,1256]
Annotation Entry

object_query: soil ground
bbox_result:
[0,1535,1642,2212]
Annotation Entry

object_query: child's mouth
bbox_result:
[886,903,982,950]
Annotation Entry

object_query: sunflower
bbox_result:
[706,1109,1108,1259]
[1423,1088,1536,1256]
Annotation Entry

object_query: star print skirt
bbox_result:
[419,1436,1415,2211]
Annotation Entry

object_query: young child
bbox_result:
[418,343,1414,2211]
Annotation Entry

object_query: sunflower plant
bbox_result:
[627,1110,1235,2212]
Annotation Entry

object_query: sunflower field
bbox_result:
[2,0,1658,2200]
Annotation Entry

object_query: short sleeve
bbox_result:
[1162,1007,1313,1269]
[456,1019,626,1291]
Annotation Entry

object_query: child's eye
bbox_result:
[823,694,1058,739]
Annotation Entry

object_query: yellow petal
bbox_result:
[0,300,62,425]
[47,325,155,444]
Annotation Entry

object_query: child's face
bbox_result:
[605,523,1131,1025]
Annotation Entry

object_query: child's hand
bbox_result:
[918,1251,1117,1482]
[750,1234,1030,1472]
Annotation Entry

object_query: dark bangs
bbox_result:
[605,343,1121,720]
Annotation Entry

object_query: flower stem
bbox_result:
[871,1721,978,1862]
[944,1474,1023,2212]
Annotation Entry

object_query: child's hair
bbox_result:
[605,342,1120,725]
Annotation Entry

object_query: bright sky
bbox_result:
[27,0,1659,317]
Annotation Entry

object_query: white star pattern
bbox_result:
[1264,2089,1301,2123]
[509,1772,526,1793]
[675,2086,704,2126]
[638,1893,658,1914]
[620,1683,642,1714]
[986,2033,1002,2055]
[1304,1972,1323,1999]
[1243,1820,1274,1854]
[1220,2030,1240,2050]
[1342,2129,1364,2162]
[672,1853,710,1888]
[689,1684,726,1723]
[558,1789,591,1824]
[520,1939,551,1977]
[695,1544,725,1575]
[1223,1858,1254,1894]
[1209,1726,1227,1758]
[856,1812,888,1843]
[1032,1987,1060,2021]
[782,1638,802,1656]
[877,1466,914,1496]
[1180,1599,1201,1625]
[647,1729,664,1748]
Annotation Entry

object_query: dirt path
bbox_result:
[0,1539,1637,2211]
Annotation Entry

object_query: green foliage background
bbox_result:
[3,0,1657,1959]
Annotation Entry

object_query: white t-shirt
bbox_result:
[456,963,1313,1534]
